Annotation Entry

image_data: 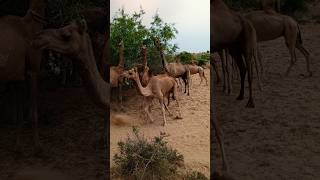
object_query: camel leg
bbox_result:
[219,50,227,94]
[234,55,246,101]
[285,46,297,76]
[211,56,221,84]
[225,51,232,95]
[159,97,167,126]
[213,120,228,172]
[29,72,41,151]
[253,49,263,91]
[296,44,312,76]
[13,82,24,153]
[285,30,298,76]
[203,71,208,86]
[164,103,173,117]
[144,98,154,123]
[257,46,264,79]
[118,85,124,111]
[175,99,183,119]
[244,54,255,108]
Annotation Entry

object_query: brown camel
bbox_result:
[110,40,125,110]
[0,0,45,151]
[123,67,182,126]
[245,10,312,77]
[33,20,110,108]
[211,0,260,177]
[212,0,258,107]
[154,39,191,96]
[187,64,208,86]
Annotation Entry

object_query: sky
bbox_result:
[110,0,210,53]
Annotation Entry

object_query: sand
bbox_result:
[110,69,210,177]
[215,23,320,180]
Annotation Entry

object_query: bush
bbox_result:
[112,127,184,180]
[184,171,208,180]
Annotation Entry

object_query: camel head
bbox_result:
[33,20,90,60]
[140,44,147,54]
[123,67,139,81]
[154,38,163,52]
[118,40,124,49]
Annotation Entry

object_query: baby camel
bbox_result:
[188,63,208,86]
[110,40,125,110]
[124,68,182,126]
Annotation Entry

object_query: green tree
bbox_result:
[110,8,178,73]
[177,51,193,64]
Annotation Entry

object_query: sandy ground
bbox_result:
[215,23,320,180]
[0,87,105,180]
[110,69,210,177]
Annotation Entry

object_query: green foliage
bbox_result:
[112,127,184,180]
[184,171,208,180]
[177,51,193,64]
[195,52,210,66]
[110,8,178,73]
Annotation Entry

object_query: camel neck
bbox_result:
[78,34,110,108]
[118,46,124,68]
[133,75,152,97]
[160,50,169,73]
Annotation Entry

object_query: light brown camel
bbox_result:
[211,0,260,177]
[187,64,208,86]
[245,10,312,77]
[154,39,191,96]
[0,0,45,151]
[110,40,125,110]
[33,21,110,108]
[123,67,182,126]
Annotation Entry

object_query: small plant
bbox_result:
[112,127,184,180]
[184,171,208,180]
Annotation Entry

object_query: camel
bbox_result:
[245,10,312,77]
[187,64,208,86]
[110,40,125,110]
[154,39,191,96]
[211,0,260,177]
[0,0,45,152]
[212,0,258,108]
[33,20,110,108]
[122,67,182,126]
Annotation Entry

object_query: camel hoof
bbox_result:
[236,95,244,101]
[175,116,183,119]
[246,100,255,108]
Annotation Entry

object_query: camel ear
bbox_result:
[76,19,88,34]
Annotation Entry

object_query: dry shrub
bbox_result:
[112,127,184,180]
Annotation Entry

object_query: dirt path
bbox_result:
[110,69,210,176]
[216,24,320,180]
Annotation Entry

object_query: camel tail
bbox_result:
[297,24,303,45]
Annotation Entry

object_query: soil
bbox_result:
[110,69,211,177]
[0,86,105,180]
[215,23,320,180]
